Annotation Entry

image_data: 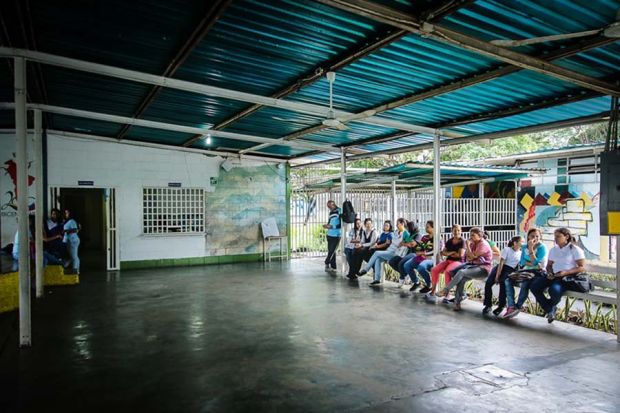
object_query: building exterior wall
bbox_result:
[1,133,288,268]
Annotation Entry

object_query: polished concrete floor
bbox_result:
[1,258,619,412]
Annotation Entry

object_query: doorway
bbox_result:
[49,187,119,271]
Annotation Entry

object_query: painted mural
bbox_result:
[205,164,287,256]
[517,182,601,259]
[452,181,515,199]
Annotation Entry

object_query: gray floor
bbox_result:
[1,258,619,412]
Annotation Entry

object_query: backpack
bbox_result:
[341,200,356,224]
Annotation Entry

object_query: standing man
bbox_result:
[323,200,341,274]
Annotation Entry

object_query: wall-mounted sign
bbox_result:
[168,182,182,188]
[78,180,94,186]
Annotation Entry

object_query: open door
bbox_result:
[105,188,119,270]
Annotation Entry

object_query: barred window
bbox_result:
[142,187,205,234]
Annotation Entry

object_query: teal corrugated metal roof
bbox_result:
[0,0,618,160]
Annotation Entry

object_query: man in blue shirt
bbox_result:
[323,200,341,274]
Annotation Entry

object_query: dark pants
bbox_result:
[388,253,416,280]
[483,264,515,308]
[530,277,566,313]
[325,236,340,269]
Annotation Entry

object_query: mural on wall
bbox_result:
[517,183,600,259]
[205,164,287,255]
[0,143,37,247]
[452,181,515,199]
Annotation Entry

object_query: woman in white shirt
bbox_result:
[530,227,586,323]
[482,235,522,316]
[344,218,363,277]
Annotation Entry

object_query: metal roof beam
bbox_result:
[116,0,232,141]
[291,111,611,168]
[317,0,620,96]
[0,102,340,153]
[0,47,438,139]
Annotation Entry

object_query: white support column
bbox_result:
[514,180,519,235]
[340,147,347,273]
[391,179,397,224]
[34,109,44,298]
[15,57,31,347]
[433,132,442,262]
[479,182,485,230]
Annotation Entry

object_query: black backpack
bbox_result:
[341,200,356,224]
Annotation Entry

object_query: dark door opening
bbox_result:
[59,188,106,271]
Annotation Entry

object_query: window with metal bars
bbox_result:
[142,187,205,235]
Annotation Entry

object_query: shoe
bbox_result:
[328,268,337,275]
[418,286,431,294]
[398,278,406,287]
[482,306,492,315]
[503,307,520,319]
[358,269,368,276]
[409,283,420,292]
[423,292,436,301]
[63,260,72,269]
[369,280,381,286]
[346,273,358,280]
[547,306,557,324]
[324,265,330,272]
[492,307,504,317]
[441,298,451,305]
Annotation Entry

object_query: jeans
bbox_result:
[68,238,80,272]
[391,253,416,280]
[345,247,354,268]
[43,251,63,266]
[444,265,489,304]
[325,236,340,269]
[530,277,565,313]
[505,278,535,309]
[403,258,434,286]
[364,250,396,281]
[483,265,515,308]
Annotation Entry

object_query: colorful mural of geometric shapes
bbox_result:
[451,184,479,199]
[541,197,594,249]
[483,181,516,199]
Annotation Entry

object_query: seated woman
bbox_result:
[427,224,465,299]
[503,228,548,319]
[403,220,437,293]
[482,235,522,316]
[438,227,492,311]
[344,218,363,279]
[388,220,421,287]
[348,218,378,279]
[530,227,586,323]
[44,208,65,263]
[359,218,407,286]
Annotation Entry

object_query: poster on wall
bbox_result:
[0,134,36,248]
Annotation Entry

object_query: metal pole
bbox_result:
[34,110,44,298]
[340,147,347,273]
[479,182,485,230]
[514,180,519,235]
[433,132,442,262]
[391,179,397,224]
[15,57,31,347]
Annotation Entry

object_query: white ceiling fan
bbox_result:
[271,72,376,131]
[490,9,620,48]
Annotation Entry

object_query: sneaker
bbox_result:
[492,307,504,317]
[409,283,420,292]
[398,278,406,287]
[419,286,431,294]
[423,292,436,301]
[503,307,520,319]
[358,269,368,276]
[441,297,451,305]
[346,273,358,280]
[482,306,492,315]
[328,268,337,275]
[369,280,381,286]
[547,306,557,324]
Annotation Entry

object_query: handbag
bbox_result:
[561,273,592,293]
[508,269,537,282]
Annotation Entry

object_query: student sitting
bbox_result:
[439,227,492,311]
[484,231,501,259]
[359,218,407,286]
[530,227,586,323]
[427,224,465,299]
[503,228,548,319]
[389,220,421,286]
[482,236,522,316]
[347,218,378,279]
[403,220,437,293]
[344,218,363,279]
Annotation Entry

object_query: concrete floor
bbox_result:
[1,258,619,412]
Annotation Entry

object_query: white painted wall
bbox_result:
[44,134,277,263]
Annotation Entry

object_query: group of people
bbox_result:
[323,200,587,323]
[11,208,81,274]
